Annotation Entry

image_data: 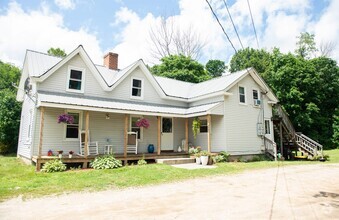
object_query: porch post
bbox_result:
[37,106,45,159]
[157,116,161,155]
[207,114,211,153]
[185,118,189,152]
[84,111,89,159]
[279,121,283,157]
[124,114,128,158]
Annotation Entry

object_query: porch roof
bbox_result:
[38,93,224,118]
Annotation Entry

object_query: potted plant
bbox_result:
[57,150,63,158]
[57,114,74,124]
[195,152,201,164]
[69,150,74,158]
[136,118,150,129]
[192,117,201,139]
[47,150,53,156]
[200,150,210,166]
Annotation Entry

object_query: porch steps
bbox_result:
[156,157,195,165]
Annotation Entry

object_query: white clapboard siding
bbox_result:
[173,118,186,151]
[17,95,36,159]
[224,75,266,155]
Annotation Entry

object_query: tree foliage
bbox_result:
[0,61,21,154]
[294,32,317,59]
[150,54,210,83]
[229,47,271,74]
[47,47,67,58]
[205,60,226,78]
[229,46,339,149]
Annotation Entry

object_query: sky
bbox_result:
[0,0,338,69]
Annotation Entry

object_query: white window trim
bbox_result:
[252,89,260,101]
[66,66,86,93]
[130,77,144,100]
[25,109,32,143]
[130,115,143,141]
[238,85,246,105]
[64,110,82,141]
[265,119,271,135]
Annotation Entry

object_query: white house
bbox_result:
[16,45,279,168]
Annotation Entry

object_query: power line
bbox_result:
[222,0,244,49]
[205,0,237,53]
[247,0,259,48]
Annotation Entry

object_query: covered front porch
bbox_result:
[34,95,223,170]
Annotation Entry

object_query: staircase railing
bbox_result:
[275,105,295,140]
[264,137,277,161]
[295,133,323,157]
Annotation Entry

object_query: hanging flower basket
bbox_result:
[136,118,150,129]
[57,114,74,124]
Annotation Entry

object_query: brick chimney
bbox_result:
[103,52,118,70]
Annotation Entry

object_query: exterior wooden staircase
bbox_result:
[272,105,323,160]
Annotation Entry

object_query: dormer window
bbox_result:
[66,66,85,93]
[131,78,143,99]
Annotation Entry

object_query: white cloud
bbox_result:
[110,0,338,68]
[54,0,75,10]
[0,1,102,67]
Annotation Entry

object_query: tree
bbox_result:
[229,48,271,74]
[332,109,339,148]
[319,41,336,57]
[149,17,204,60]
[205,60,226,78]
[47,47,67,58]
[294,32,317,59]
[150,54,210,83]
[0,61,21,154]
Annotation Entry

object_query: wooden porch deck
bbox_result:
[32,152,190,171]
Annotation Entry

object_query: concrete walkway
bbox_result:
[1,163,338,219]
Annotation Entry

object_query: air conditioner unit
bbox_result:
[254,99,261,106]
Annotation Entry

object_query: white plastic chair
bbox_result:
[127,132,138,154]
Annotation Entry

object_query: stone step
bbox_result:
[156,157,195,165]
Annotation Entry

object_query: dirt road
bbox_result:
[1,163,338,219]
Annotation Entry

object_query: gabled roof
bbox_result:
[19,45,278,103]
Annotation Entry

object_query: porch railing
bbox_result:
[264,137,277,161]
[295,133,323,157]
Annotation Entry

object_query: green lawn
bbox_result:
[0,149,338,201]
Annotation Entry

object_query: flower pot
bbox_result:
[58,154,62,158]
[196,157,201,164]
[148,144,155,153]
[201,156,209,166]
[69,154,73,158]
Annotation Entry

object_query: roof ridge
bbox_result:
[154,75,195,85]
[26,49,63,59]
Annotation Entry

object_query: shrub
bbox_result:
[90,155,122,169]
[214,151,229,163]
[137,159,147,165]
[41,159,67,173]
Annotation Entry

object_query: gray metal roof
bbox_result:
[38,93,223,117]
[154,69,248,99]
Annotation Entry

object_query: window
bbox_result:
[27,110,32,141]
[66,112,80,139]
[253,90,259,100]
[239,86,246,103]
[200,119,208,133]
[131,78,143,99]
[66,66,85,93]
[130,116,142,139]
[265,120,271,134]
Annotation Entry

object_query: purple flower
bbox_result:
[57,114,74,124]
[136,118,150,129]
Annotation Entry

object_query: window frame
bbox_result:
[239,85,246,104]
[265,119,271,134]
[199,118,208,133]
[130,115,143,140]
[130,77,144,100]
[26,109,33,143]
[64,110,82,141]
[66,66,85,93]
[252,89,260,101]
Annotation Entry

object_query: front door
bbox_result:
[161,117,173,150]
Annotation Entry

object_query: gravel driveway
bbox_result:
[1,163,338,219]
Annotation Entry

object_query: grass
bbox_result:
[0,149,338,202]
